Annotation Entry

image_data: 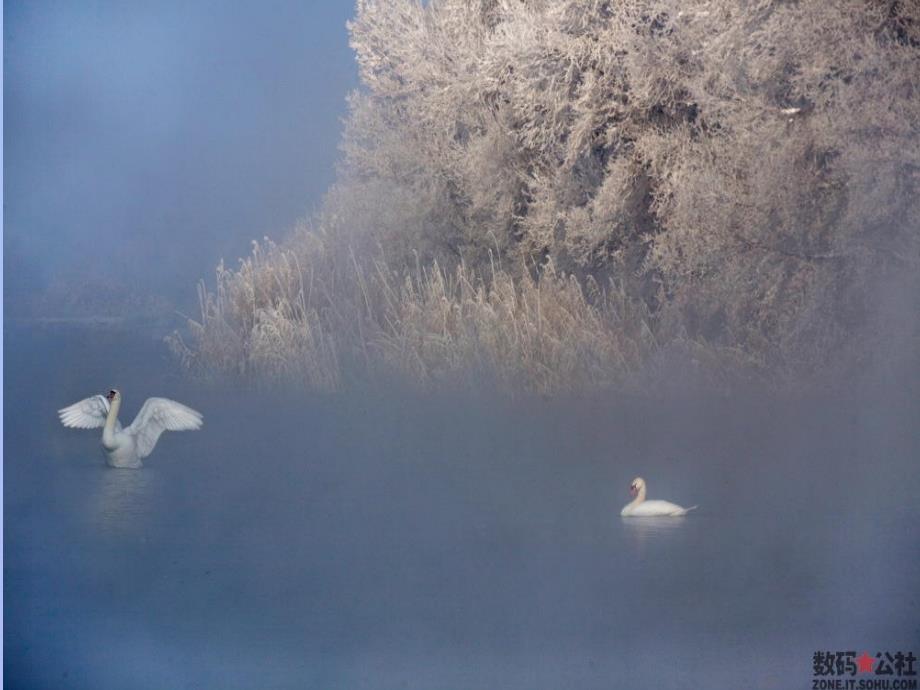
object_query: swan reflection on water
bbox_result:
[620,515,693,552]
[621,515,689,534]
[87,466,160,538]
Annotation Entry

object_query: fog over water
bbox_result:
[4,2,920,689]
[4,324,919,689]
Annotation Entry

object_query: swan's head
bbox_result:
[629,477,646,497]
[105,389,121,403]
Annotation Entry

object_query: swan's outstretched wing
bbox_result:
[126,398,203,459]
[58,395,118,430]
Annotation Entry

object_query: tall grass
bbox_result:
[168,235,689,394]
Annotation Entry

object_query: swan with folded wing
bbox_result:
[620,477,697,517]
[59,389,202,468]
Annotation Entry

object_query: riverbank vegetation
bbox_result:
[172,0,920,392]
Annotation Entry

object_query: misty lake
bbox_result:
[5,324,919,689]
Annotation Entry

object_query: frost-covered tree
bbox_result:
[183,0,920,389]
[336,0,919,368]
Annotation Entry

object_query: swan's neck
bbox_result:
[102,398,121,445]
[627,485,647,509]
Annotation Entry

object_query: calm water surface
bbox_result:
[5,325,919,689]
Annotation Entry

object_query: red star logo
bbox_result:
[857,652,875,674]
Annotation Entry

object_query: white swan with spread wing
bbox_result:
[59,389,202,468]
[620,477,697,517]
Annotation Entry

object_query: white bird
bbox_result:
[59,389,203,468]
[620,477,697,517]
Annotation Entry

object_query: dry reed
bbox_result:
[168,236,677,394]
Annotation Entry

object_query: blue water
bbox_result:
[5,324,919,689]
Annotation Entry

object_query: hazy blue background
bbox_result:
[4,0,357,310]
[4,4,919,690]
